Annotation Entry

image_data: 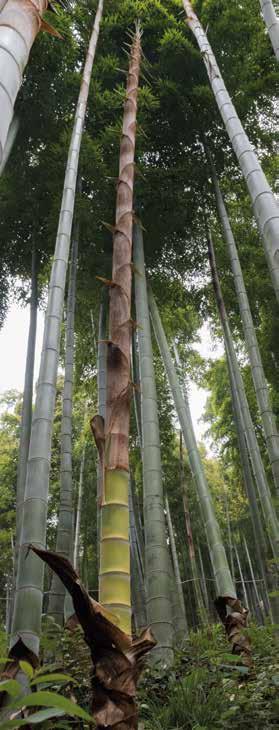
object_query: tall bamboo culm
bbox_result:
[183,0,279,302]
[96,29,142,637]
[165,497,188,641]
[209,157,279,497]
[15,248,37,572]
[73,408,88,572]
[179,431,207,626]
[129,481,147,633]
[0,0,62,169]
[47,222,78,626]
[260,0,279,60]
[148,286,235,600]
[10,0,104,663]
[133,222,174,662]
[207,231,279,561]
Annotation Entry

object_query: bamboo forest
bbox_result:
[0,0,279,727]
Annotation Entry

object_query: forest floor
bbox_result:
[0,621,278,729]
[138,623,279,729]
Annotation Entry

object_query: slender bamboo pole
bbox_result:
[179,431,207,625]
[224,487,235,583]
[209,158,279,497]
[133,222,174,662]
[129,480,147,633]
[234,545,249,610]
[131,331,143,449]
[148,286,235,599]
[260,0,279,60]
[47,221,79,626]
[183,0,279,301]
[73,408,88,572]
[198,544,209,610]
[165,497,188,640]
[207,231,279,560]
[15,248,37,572]
[244,537,265,624]
[10,0,104,663]
[226,340,271,584]
[95,29,142,637]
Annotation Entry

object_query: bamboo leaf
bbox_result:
[1,708,65,728]
[19,660,34,679]
[0,679,22,696]
[30,673,77,686]
[10,690,93,721]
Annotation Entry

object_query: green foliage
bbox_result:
[139,624,279,729]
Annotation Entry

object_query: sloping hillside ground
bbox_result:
[1,620,277,729]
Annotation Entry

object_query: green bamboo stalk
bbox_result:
[198,544,209,611]
[165,497,188,641]
[179,431,207,625]
[183,0,279,302]
[244,537,265,624]
[224,488,235,584]
[210,158,279,497]
[131,331,143,449]
[148,285,235,599]
[133,222,174,662]
[15,247,38,572]
[73,406,88,573]
[129,480,147,633]
[234,545,250,610]
[226,343,270,578]
[47,222,78,626]
[10,0,104,662]
[207,231,279,560]
[260,0,279,60]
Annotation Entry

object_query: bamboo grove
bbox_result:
[0,0,278,727]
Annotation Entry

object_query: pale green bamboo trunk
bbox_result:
[234,545,250,610]
[165,497,188,641]
[73,415,87,572]
[133,222,174,662]
[183,0,279,302]
[244,537,265,624]
[129,481,147,633]
[260,0,279,59]
[208,231,279,561]
[148,286,235,600]
[47,223,78,626]
[10,1,104,660]
[210,159,279,496]
[15,248,37,571]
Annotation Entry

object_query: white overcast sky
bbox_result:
[0,303,223,446]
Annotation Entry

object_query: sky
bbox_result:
[0,302,223,447]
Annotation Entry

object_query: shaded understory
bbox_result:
[2,620,278,729]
